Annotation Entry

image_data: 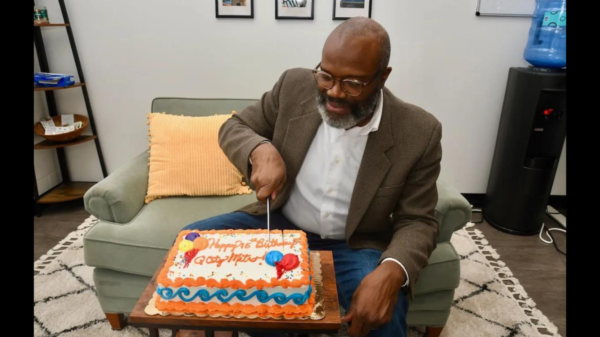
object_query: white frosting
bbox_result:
[166,231,306,283]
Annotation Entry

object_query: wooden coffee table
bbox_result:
[129,251,341,337]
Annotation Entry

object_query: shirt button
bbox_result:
[323,213,329,218]
[326,188,333,194]
[334,157,340,164]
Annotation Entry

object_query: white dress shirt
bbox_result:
[281,90,409,286]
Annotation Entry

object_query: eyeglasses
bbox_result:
[312,62,380,97]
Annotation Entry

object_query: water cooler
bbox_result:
[484,68,566,234]
[483,0,566,235]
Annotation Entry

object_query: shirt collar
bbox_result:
[357,89,383,136]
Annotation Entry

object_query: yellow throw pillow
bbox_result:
[145,112,252,203]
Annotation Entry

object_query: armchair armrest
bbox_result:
[435,180,472,243]
[84,152,149,224]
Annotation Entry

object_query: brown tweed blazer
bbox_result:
[219,68,442,298]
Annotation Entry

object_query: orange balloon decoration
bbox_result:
[194,237,209,251]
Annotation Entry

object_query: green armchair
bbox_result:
[83,98,471,336]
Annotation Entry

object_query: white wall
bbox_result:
[35,0,566,195]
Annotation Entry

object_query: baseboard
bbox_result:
[462,194,486,207]
[548,195,567,210]
[461,194,567,210]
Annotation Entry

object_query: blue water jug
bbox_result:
[523,0,566,68]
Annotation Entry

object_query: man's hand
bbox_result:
[250,142,287,203]
[341,262,406,337]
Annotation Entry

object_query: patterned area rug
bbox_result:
[34,218,561,337]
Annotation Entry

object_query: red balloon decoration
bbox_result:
[275,253,300,279]
[184,249,199,268]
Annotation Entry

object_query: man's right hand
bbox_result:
[249,142,287,203]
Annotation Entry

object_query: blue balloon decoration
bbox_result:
[265,250,284,267]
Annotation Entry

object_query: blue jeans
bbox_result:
[181,211,408,337]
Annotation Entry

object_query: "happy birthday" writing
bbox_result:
[208,237,298,253]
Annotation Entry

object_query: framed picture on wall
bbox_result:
[276,0,314,20]
[215,0,254,18]
[333,0,372,20]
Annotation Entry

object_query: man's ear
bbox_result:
[380,67,392,87]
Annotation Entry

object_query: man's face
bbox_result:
[316,35,390,129]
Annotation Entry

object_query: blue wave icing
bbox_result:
[157,285,312,305]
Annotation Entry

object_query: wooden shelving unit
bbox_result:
[34,82,84,91]
[34,135,97,150]
[37,182,96,204]
[34,0,107,216]
[34,22,69,27]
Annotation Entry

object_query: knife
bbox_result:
[267,197,271,246]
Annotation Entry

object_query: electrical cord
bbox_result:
[539,222,566,256]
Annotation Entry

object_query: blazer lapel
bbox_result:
[275,94,322,209]
[345,90,395,238]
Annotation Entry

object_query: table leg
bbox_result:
[171,329,179,337]
[205,330,214,337]
[149,328,159,337]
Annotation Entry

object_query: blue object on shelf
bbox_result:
[523,0,566,69]
[34,72,75,87]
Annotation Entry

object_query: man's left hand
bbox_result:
[341,262,406,337]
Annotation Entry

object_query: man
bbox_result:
[182,17,442,337]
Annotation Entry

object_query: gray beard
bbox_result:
[316,88,381,129]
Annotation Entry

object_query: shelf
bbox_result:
[38,182,95,204]
[33,0,107,216]
[34,83,85,92]
[34,23,70,27]
[34,135,97,150]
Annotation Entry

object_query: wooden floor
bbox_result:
[33,201,90,263]
[474,211,567,337]
[34,202,566,336]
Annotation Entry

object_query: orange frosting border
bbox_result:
[155,256,316,319]
[158,229,310,289]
